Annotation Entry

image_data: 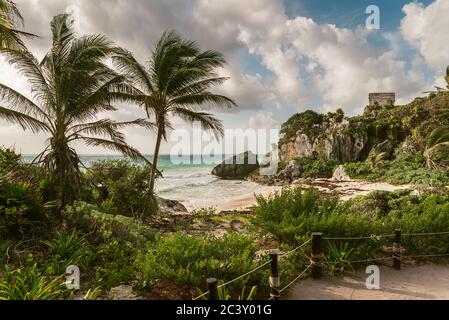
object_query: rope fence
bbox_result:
[193,229,449,301]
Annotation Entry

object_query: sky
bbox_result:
[1,0,448,155]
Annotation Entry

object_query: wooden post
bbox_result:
[207,278,218,300]
[393,229,401,270]
[269,250,280,300]
[311,232,323,279]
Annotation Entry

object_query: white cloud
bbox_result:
[400,0,449,72]
[248,111,280,129]
[2,0,448,154]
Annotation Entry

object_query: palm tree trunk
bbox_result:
[149,124,163,195]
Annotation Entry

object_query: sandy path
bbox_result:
[288,265,449,300]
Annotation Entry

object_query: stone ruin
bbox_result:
[368,92,396,106]
[364,92,396,117]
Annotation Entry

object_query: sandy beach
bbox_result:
[191,179,412,212]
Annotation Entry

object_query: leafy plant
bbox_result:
[135,232,263,289]
[0,0,36,50]
[197,282,257,300]
[192,207,216,220]
[324,242,355,274]
[42,230,95,275]
[85,160,158,218]
[0,265,66,300]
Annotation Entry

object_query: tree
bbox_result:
[0,14,152,210]
[424,126,449,169]
[113,30,236,195]
[0,0,35,49]
[424,65,449,93]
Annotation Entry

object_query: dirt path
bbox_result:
[288,264,449,300]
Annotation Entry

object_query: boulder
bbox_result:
[156,196,188,214]
[332,165,351,181]
[212,151,259,179]
[277,160,302,183]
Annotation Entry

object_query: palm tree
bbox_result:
[113,30,236,195]
[424,126,449,169]
[424,66,449,93]
[0,0,35,49]
[0,14,152,209]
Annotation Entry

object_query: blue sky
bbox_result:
[1,0,448,154]
[285,0,431,29]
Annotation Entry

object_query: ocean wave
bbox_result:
[164,172,210,179]
[157,178,219,193]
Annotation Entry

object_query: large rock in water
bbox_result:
[212,151,259,179]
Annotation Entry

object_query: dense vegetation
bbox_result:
[278,88,449,182]
[252,187,449,274]
[1,3,449,301]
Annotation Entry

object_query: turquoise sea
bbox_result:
[22,154,275,211]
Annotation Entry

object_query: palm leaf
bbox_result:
[172,107,224,139]
[0,106,49,132]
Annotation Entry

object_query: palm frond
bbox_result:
[0,106,50,132]
[427,126,449,148]
[172,107,224,139]
[78,136,150,163]
[0,48,54,107]
[170,92,236,109]
[112,48,154,93]
[0,83,50,122]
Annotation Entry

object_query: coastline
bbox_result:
[179,178,412,213]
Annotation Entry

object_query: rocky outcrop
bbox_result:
[277,160,302,183]
[279,120,368,163]
[156,196,188,214]
[212,151,259,179]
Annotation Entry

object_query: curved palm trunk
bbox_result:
[149,124,163,195]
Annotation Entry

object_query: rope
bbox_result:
[347,256,393,264]
[401,253,449,260]
[192,291,209,301]
[402,231,449,237]
[192,259,272,300]
[323,234,394,241]
[279,239,311,258]
[217,259,273,289]
[278,264,312,294]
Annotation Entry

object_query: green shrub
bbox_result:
[135,233,265,290]
[0,181,47,238]
[65,202,157,289]
[344,152,449,187]
[294,158,339,178]
[0,265,67,300]
[42,231,95,275]
[84,160,157,218]
[252,187,449,266]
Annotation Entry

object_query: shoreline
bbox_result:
[179,178,412,213]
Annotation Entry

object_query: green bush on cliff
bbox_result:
[294,158,339,178]
[279,110,324,145]
[344,152,449,187]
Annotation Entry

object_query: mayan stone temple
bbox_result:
[368,92,396,106]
